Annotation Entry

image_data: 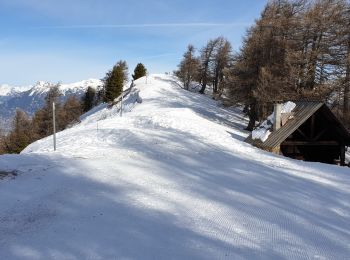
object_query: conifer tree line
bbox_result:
[177,0,350,131]
[102,61,147,102]
[103,60,129,103]
[0,62,147,154]
[176,37,232,94]
[0,85,100,154]
[0,85,82,154]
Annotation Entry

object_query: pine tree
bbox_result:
[82,86,96,112]
[117,60,129,82]
[342,2,350,126]
[222,0,349,131]
[4,109,33,153]
[199,39,220,94]
[32,84,62,138]
[103,60,128,102]
[176,45,200,90]
[0,129,5,154]
[212,37,232,94]
[132,63,147,80]
[59,96,82,129]
[223,0,304,130]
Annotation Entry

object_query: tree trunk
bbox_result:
[199,84,206,94]
[305,35,319,89]
[213,68,219,93]
[199,64,209,94]
[344,34,350,116]
[246,102,257,131]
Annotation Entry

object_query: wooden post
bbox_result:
[53,102,56,151]
[120,93,123,117]
[310,115,315,139]
[340,144,345,166]
[273,103,282,131]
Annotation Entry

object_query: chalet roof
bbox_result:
[245,101,350,149]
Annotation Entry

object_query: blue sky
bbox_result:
[0,0,267,85]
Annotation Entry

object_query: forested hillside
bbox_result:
[176,0,350,130]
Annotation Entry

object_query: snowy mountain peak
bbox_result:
[0,78,103,132]
[1,79,103,97]
[59,79,102,94]
[0,84,32,96]
[29,81,54,96]
[0,84,14,96]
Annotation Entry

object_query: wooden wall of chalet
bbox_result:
[280,106,347,165]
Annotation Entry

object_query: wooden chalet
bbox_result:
[245,101,350,166]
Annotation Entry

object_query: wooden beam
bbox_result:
[340,145,346,166]
[296,127,328,142]
[310,115,315,139]
[297,128,311,141]
[312,128,328,141]
[282,141,339,146]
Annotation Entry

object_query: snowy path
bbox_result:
[0,75,349,259]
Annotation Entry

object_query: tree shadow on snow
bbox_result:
[0,152,273,260]
[107,125,350,259]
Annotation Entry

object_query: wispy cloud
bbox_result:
[141,53,178,60]
[34,22,252,29]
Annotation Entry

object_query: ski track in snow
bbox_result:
[0,74,349,260]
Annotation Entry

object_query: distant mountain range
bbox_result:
[0,79,102,132]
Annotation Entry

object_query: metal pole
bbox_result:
[120,93,123,117]
[53,102,56,151]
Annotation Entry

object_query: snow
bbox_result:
[28,79,102,96]
[29,81,53,96]
[252,101,296,142]
[1,75,349,259]
[252,127,271,142]
[0,84,32,96]
[59,79,102,94]
[79,86,142,124]
[1,79,102,97]
[281,101,296,114]
[251,117,273,142]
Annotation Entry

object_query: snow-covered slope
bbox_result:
[0,79,102,132]
[0,75,349,259]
